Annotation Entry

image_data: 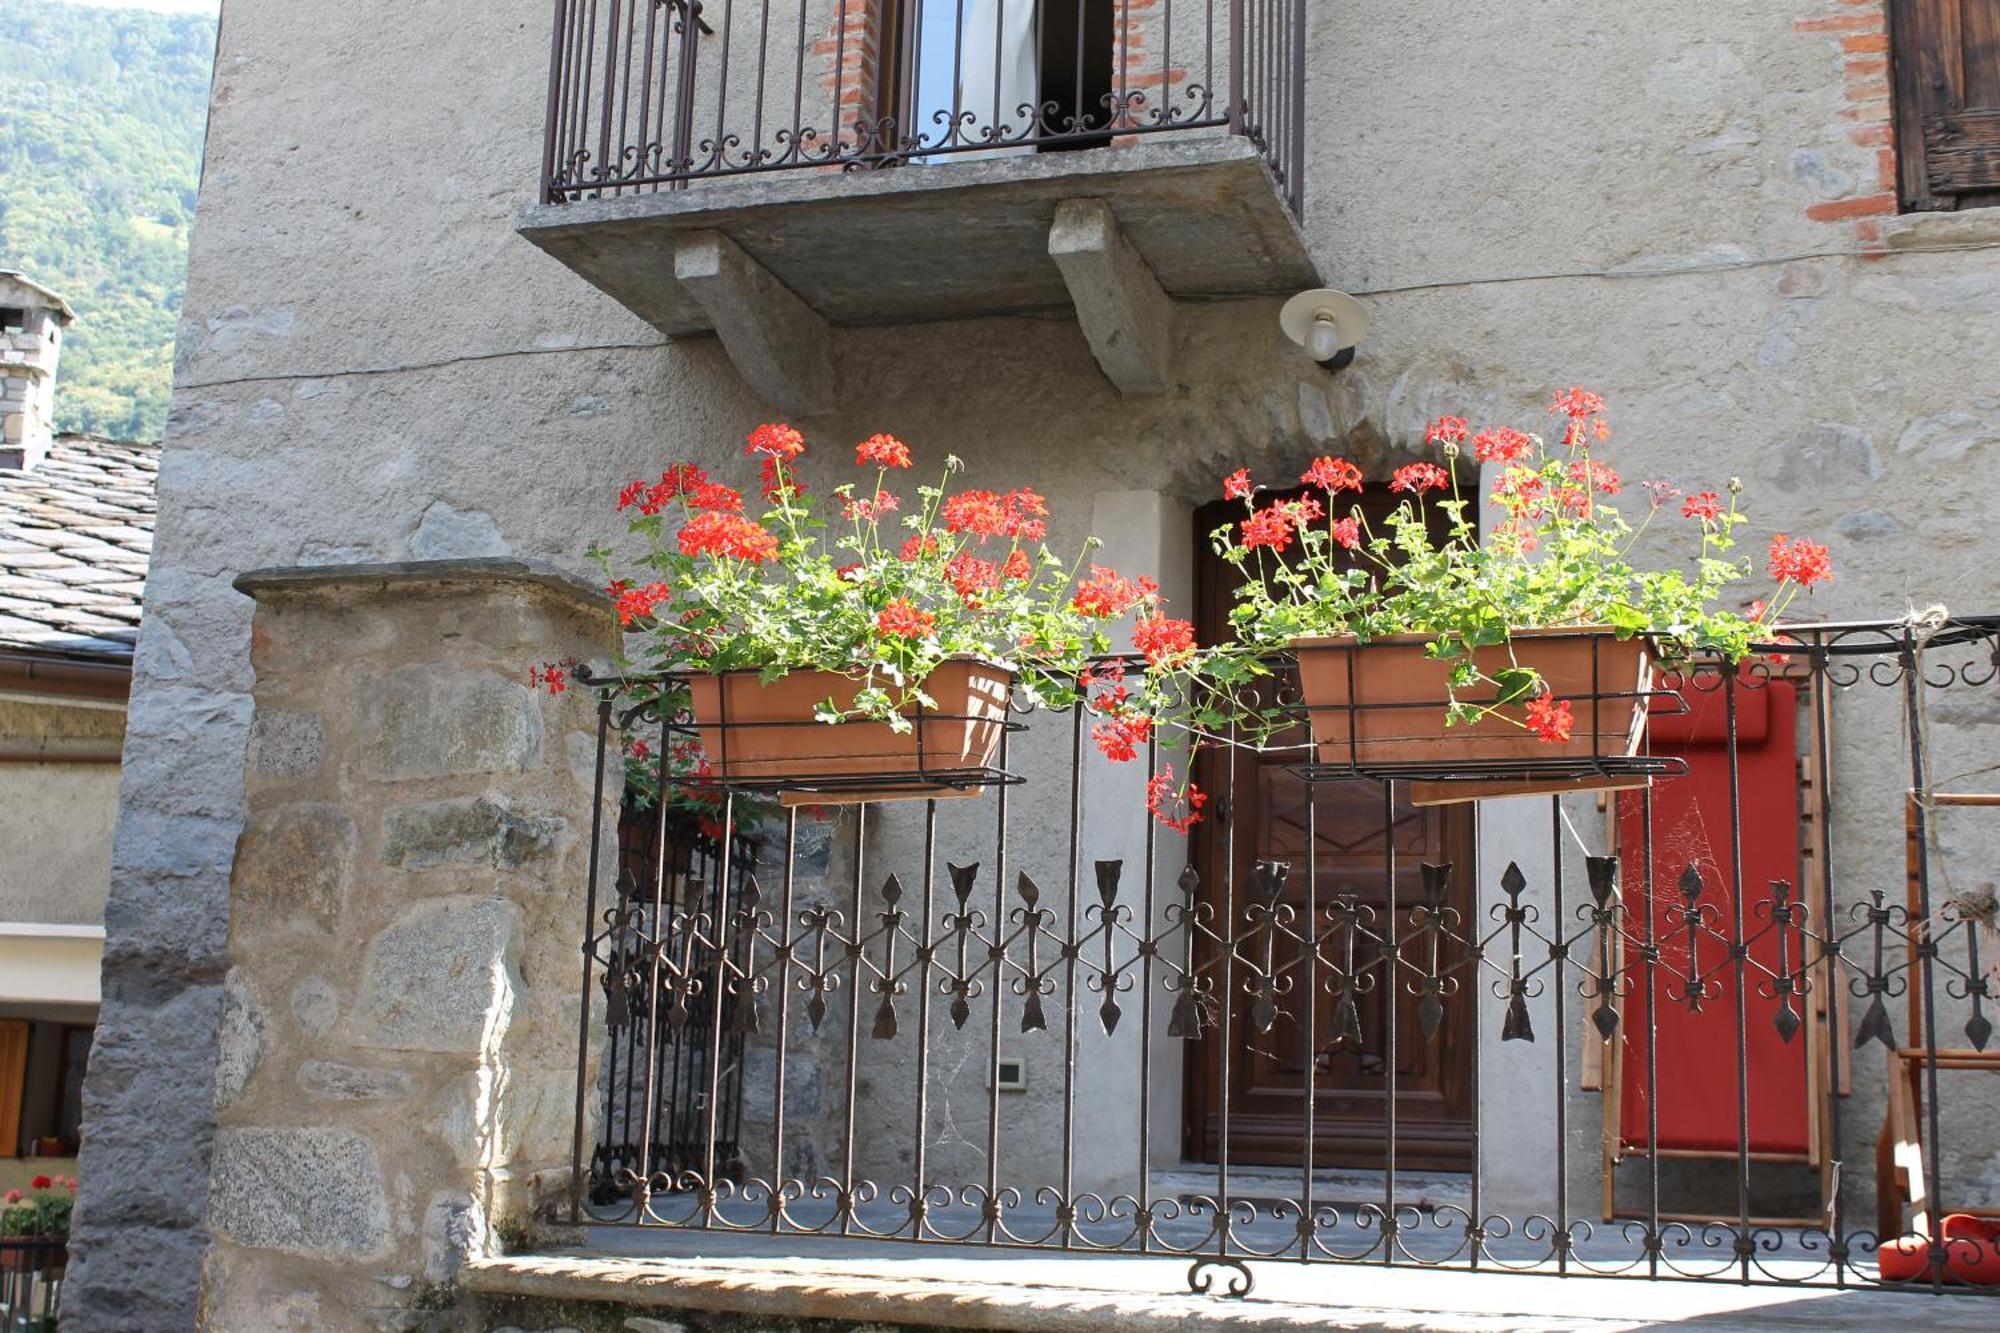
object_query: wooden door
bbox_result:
[1183,488,1478,1171]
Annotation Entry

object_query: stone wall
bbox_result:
[69,0,2000,1324]
[192,561,615,1330]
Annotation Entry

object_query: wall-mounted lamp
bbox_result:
[1280,289,1368,372]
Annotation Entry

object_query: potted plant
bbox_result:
[1175,389,1832,797]
[2,1174,75,1273]
[574,425,1194,804]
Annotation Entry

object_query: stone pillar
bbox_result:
[1475,796,1563,1219]
[1080,489,1195,1189]
[196,560,615,1330]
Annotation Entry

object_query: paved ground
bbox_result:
[470,1233,1997,1332]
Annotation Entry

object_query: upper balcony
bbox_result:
[518,1,1324,408]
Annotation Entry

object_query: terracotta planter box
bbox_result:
[1292,628,1653,800]
[685,658,1013,803]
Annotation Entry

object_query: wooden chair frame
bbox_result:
[1594,666,1847,1226]
[1875,791,2000,1242]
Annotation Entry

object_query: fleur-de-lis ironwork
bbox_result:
[1498,862,1535,1043]
[1585,856,1622,1041]
[728,875,768,1037]
[1245,860,1291,1035]
[1327,894,1370,1047]
[870,874,906,1040]
[1673,865,1713,1013]
[1853,888,1899,1050]
[796,900,845,1033]
[1167,865,1213,1040]
[1766,879,1803,1045]
[1091,860,1131,1035]
[1406,862,1455,1041]
[1013,872,1056,1034]
[943,862,984,1031]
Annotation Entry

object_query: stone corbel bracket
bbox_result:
[1048,197,1175,396]
[674,229,837,418]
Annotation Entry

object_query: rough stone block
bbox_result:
[290,975,340,1038]
[361,667,544,781]
[351,896,518,1052]
[232,801,357,933]
[206,1126,389,1259]
[422,1189,484,1283]
[383,794,565,871]
[213,969,265,1109]
[247,709,324,779]
[297,1060,415,1102]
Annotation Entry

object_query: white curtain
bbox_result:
[950,0,1038,159]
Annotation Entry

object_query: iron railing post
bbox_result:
[542,0,573,202]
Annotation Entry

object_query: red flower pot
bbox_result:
[686,659,1013,803]
[1292,628,1653,802]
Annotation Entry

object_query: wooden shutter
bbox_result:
[0,1020,26,1158]
[1893,0,2000,209]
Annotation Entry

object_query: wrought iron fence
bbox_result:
[568,618,2000,1298]
[0,1237,65,1330]
[540,0,1308,212]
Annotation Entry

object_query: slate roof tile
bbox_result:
[0,435,157,657]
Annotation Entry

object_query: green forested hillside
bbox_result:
[0,1,216,441]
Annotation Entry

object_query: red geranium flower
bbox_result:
[945,552,1000,604]
[1071,565,1158,619]
[1223,468,1254,500]
[1002,549,1032,581]
[1240,505,1296,551]
[1391,462,1450,495]
[1425,416,1470,447]
[1681,491,1723,521]
[528,662,568,695]
[680,511,779,563]
[941,488,1047,541]
[1330,516,1362,549]
[1566,459,1621,495]
[899,533,939,562]
[1549,387,1606,419]
[856,433,913,469]
[1472,427,1536,464]
[617,479,647,510]
[29,1176,51,1192]
[1091,711,1153,763]
[746,422,805,460]
[1768,535,1833,588]
[613,581,672,627]
[686,480,745,512]
[1301,455,1364,493]
[1146,765,1208,832]
[1525,696,1574,743]
[1133,610,1196,665]
[841,491,901,522]
[760,455,805,503]
[875,597,935,639]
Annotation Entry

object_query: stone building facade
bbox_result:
[66,1,2000,1328]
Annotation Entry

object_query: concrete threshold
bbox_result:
[462,1235,1996,1333]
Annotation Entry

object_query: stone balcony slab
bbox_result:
[517,138,1325,338]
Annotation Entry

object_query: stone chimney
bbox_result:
[0,270,76,472]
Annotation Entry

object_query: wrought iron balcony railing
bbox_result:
[564,620,2000,1298]
[540,0,1307,214]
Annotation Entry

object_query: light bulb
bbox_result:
[1306,316,1344,362]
